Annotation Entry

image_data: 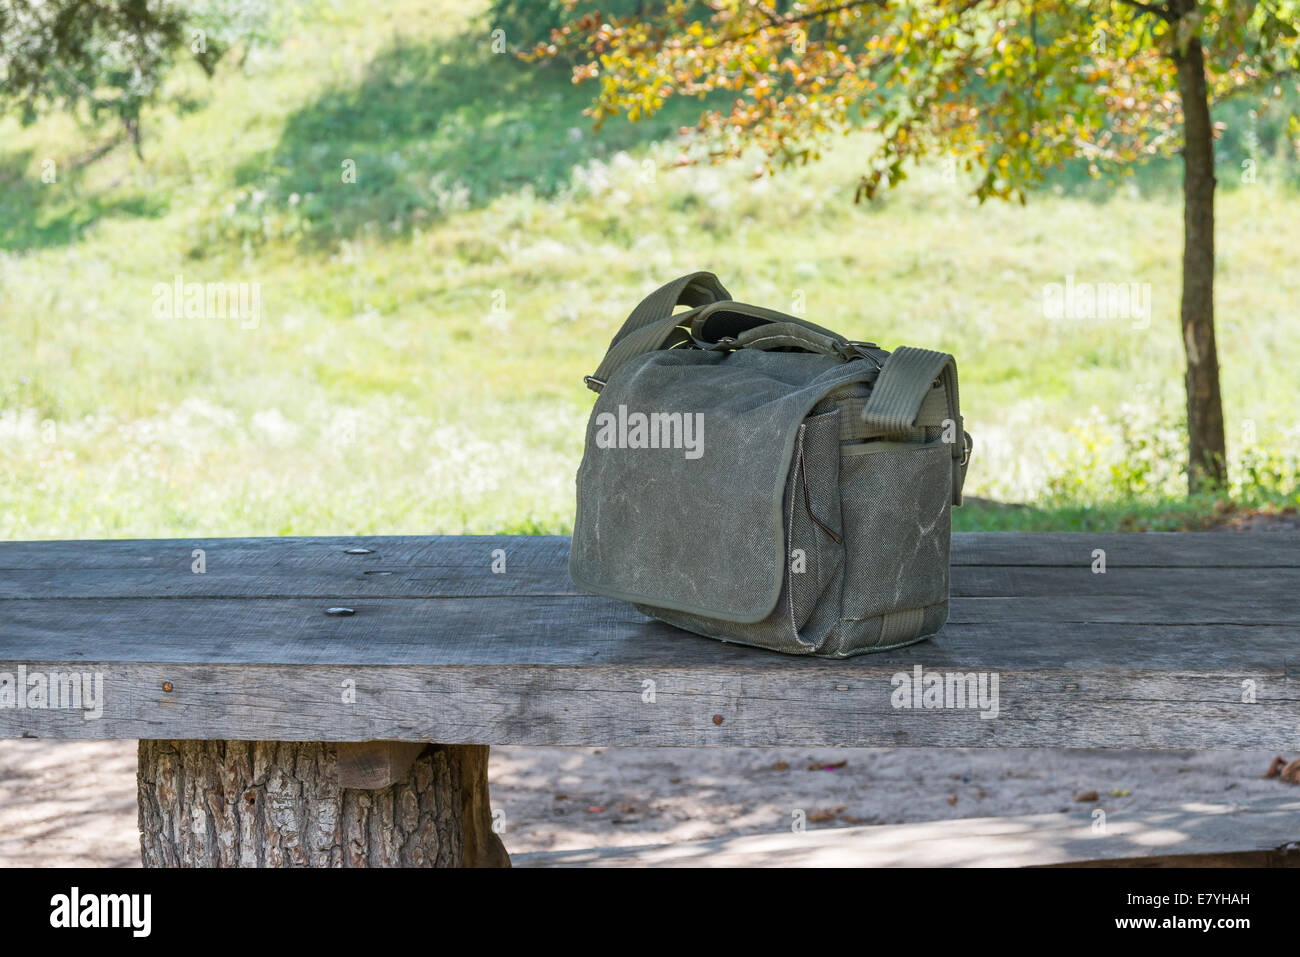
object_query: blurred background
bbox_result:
[2,0,1297,541]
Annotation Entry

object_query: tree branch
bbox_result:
[719,0,990,48]
[1117,0,1175,23]
[1210,67,1300,107]
[720,0,891,47]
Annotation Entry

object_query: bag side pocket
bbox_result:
[839,439,951,623]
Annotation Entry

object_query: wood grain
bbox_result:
[2,597,1298,666]
[1,531,1293,570]
[1,660,1295,748]
[0,533,1295,747]
[1,562,1295,601]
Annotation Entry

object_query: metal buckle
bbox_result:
[960,431,972,468]
[584,375,605,393]
[689,335,737,352]
[848,341,884,369]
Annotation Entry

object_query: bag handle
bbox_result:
[689,300,845,343]
[611,272,731,347]
[726,321,855,360]
[586,274,879,391]
[860,346,970,505]
[586,273,731,391]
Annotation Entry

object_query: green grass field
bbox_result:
[1,0,1297,539]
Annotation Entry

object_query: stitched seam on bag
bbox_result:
[746,334,805,350]
[784,424,803,641]
[837,635,936,655]
[839,600,945,623]
[810,498,822,589]
[803,434,823,593]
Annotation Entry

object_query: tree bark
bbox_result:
[137,740,510,868]
[1172,19,1227,492]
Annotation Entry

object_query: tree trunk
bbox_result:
[1173,26,1227,492]
[137,740,510,868]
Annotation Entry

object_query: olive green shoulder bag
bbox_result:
[569,272,971,657]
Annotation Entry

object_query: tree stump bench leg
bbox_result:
[137,740,510,868]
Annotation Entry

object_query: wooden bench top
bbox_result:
[1,532,1296,748]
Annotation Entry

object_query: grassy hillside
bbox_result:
[1,0,1297,539]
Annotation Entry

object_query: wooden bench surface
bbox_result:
[1,532,1296,748]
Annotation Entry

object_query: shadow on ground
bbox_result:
[0,147,169,253]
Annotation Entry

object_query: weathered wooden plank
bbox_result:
[1,532,1295,745]
[0,536,568,571]
[511,798,1300,868]
[0,532,1295,572]
[2,562,1296,601]
[0,564,577,600]
[950,532,1300,567]
[950,565,1300,598]
[0,661,1294,747]
[2,596,1299,667]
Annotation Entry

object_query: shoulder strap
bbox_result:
[586,272,731,391]
[612,272,731,347]
[860,346,970,505]
[588,275,870,392]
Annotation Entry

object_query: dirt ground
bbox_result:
[1,740,1295,866]
[2,514,1295,867]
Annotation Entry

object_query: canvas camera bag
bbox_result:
[569,272,971,658]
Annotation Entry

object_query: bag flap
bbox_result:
[569,347,873,623]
